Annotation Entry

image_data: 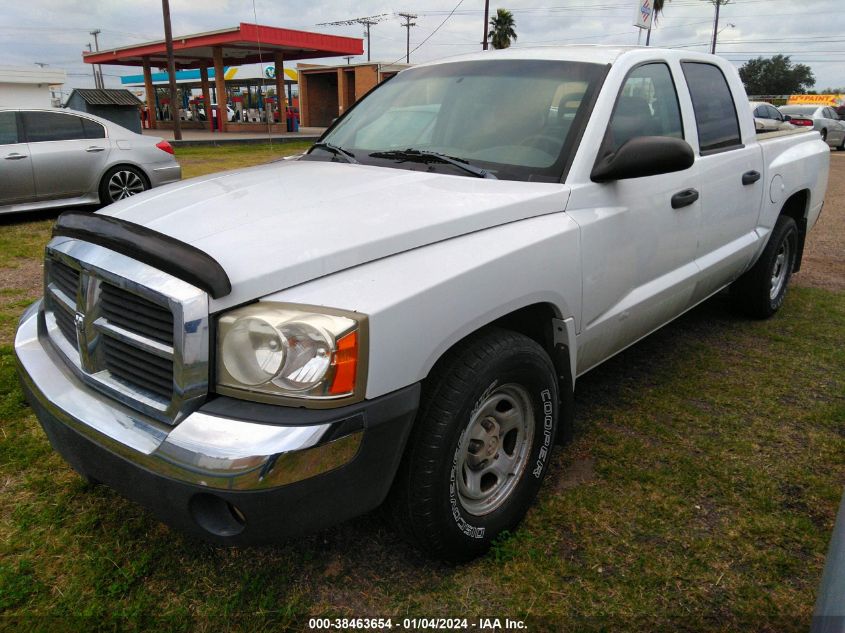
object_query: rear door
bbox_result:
[21,111,111,201]
[680,62,764,303]
[0,111,36,206]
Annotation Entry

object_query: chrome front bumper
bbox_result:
[15,300,419,543]
[15,300,360,491]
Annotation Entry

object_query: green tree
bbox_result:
[739,55,815,95]
[488,8,517,50]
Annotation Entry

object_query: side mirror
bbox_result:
[591,136,695,183]
[783,114,792,122]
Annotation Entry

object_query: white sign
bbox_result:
[634,0,654,30]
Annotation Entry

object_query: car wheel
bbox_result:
[820,129,828,143]
[99,166,149,204]
[388,327,558,561]
[730,215,798,319]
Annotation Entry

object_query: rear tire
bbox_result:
[730,215,798,319]
[388,328,558,562]
[99,166,149,205]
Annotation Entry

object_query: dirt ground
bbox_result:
[793,152,845,291]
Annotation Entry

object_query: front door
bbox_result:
[567,62,702,374]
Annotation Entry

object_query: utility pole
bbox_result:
[482,0,490,50]
[344,56,355,65]
[709,0,731,54]
[361,19,377,61]
[317,15,387,63]
[161,0,182,140]
[398,13,417,63]
[86,43,97,86]
[90,29,103,89]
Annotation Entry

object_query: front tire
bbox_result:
[730,215,798,319]
[99,166,149,205]
[388,328,558,562]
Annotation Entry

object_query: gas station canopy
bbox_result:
[82,22,363,69]
[81,23,363,133]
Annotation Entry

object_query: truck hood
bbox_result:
[101,159,571,310]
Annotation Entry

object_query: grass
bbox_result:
[0,144,843,631]
[174,141,313,179]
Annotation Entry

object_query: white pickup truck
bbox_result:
[15,46,829,561]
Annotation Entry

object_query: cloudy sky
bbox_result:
[2,0,843,98]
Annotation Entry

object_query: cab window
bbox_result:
[603,63,683,155]
[682,62,742,154]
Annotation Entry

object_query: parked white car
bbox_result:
[750,100,794,132]
[779,104,845,150]
[15,47,829,561]
[0,108,181,214]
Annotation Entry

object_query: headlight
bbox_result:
[216,303,366,405]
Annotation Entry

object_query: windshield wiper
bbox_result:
[369,148,497,179]
[310,142,359,164]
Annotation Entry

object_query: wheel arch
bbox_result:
[779,189,810,272]
[422,301,576,444]
[97,162,152,203]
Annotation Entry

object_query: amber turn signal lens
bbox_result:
[329,331,358,395]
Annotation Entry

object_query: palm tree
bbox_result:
[652,0,671,22]
[487,9,517,50]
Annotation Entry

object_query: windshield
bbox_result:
[314,59,606,182]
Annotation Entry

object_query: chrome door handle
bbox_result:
[4,153,27,160]
[85,146,105,152]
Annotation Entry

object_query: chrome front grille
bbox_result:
[43,237,209,425]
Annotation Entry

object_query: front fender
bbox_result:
[263,213,582,400]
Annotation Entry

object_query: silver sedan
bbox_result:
[0,108,181,215]
[779,105,845,150]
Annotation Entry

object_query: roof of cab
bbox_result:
[413,45,717,68]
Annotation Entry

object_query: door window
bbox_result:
[0,112,18,145]
[22,111,86,142]
[682,62,742,154]
[81,118,106,139]
[767,106,782,121]
[603,63,683,154]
